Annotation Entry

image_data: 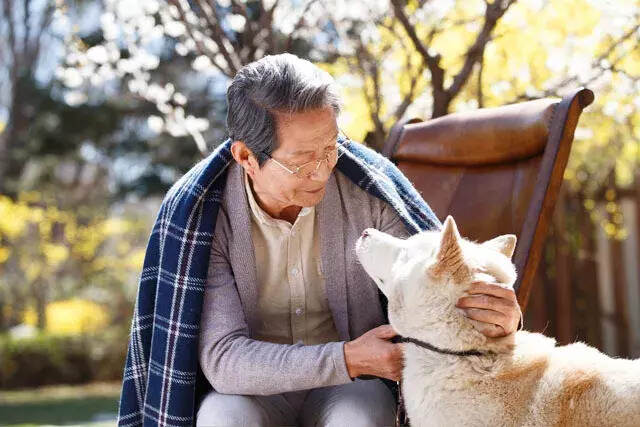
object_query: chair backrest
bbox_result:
[382,88,594,310]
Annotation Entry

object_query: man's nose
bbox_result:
[309,159,332,182]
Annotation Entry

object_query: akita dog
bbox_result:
[355,216,640,427]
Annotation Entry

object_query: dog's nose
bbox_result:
[362,230,369,238]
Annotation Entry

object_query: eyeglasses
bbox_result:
[263,130,351,179]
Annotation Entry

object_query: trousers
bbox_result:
[196,378,397,426]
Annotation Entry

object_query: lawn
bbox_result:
[0,382,120,426]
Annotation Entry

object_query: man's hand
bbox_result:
[455,281,522,338]
[343,324,405,381]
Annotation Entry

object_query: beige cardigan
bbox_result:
[198,161,410,395]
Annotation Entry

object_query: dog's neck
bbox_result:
[393,335,491,357]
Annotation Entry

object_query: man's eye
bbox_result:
[324,146,338,155]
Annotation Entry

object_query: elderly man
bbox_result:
[117,53,521,427]
[193,53,521,426]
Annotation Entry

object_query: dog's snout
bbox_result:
[362,230,369,238]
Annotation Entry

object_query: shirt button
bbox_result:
[295,308,303,315]
[291,267,299,276]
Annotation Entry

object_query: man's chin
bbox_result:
[298,188,325,206]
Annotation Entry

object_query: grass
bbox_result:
[0,382,120,426]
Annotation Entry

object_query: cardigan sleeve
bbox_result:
[197,210,352,396]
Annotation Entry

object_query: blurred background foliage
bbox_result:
[0,0,639,406]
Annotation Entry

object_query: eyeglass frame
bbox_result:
[260,129,352,179]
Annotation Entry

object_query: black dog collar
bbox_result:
[393,335,488,357]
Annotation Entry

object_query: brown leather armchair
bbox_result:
[382,87,594,426]
[384,87,593,309]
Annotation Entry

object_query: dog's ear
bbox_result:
[427,216,469,280]
[483,234,517,258]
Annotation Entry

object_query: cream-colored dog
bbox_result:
[355,216,640,427]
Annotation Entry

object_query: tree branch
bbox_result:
[508,19,640,103]
[285,0,319,53]
[2,0,18,78]
[389,26,421,121]
[27,1,55,73]
[229,0,257,63]
[23,0,31,61]
[168,0,234,77]
[390,0,444,91]
[191,0,241,73]
[258,0,279,54]
[447,0,517,98]
[390,0,449,116]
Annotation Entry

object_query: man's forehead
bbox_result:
[285,130,339,155]
[274,109,338,155]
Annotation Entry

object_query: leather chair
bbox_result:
[382,87,594,426]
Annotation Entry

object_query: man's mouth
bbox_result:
[306,187,324,193]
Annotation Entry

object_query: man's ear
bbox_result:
[483,234,517,258]
[231,141,259,177]
[427,216,470,281]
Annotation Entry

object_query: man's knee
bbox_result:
[321,396,396,426]
[196,390,268,426]
[303,379,396,427]
[322,403,395,426]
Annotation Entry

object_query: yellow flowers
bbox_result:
[0,195,31,239]
[42,243,69,266]
[0,246,10,263]
[127,248,146,270]
[0,191,148,270]
[1,191,151,332]
[22,298,109,335]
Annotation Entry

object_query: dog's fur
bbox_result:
[355,216,640,427]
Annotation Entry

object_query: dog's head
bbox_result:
[355,215,517,352]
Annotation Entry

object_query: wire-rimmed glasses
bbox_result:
[263,130,351,179]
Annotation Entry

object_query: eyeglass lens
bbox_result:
[296,136,349,177]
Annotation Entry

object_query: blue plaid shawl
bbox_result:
[117,138,441,426]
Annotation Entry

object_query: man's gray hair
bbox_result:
[226,53,343,166]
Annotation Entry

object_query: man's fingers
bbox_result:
[463,307,508,330]
[467,282,517,301]
[374,324,399,339]
[392,343,406,358]
[472,321,506,338]
[456,295,512,313]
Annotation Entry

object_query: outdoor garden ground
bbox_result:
[0,382,120,426]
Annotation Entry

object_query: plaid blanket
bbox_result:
[117,138,441,426]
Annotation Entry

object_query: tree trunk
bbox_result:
[0,112,13,194]
[34,280,47,331]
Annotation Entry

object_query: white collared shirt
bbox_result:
[243,169,340,345]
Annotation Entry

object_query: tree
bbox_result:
[59,0,640,202]
[0,0,56,193]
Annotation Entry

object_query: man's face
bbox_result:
[249,106,339,208]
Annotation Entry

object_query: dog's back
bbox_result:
[485,332,640,426]
[402,331,640,427]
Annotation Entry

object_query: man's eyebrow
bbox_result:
[288,131,339,156]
